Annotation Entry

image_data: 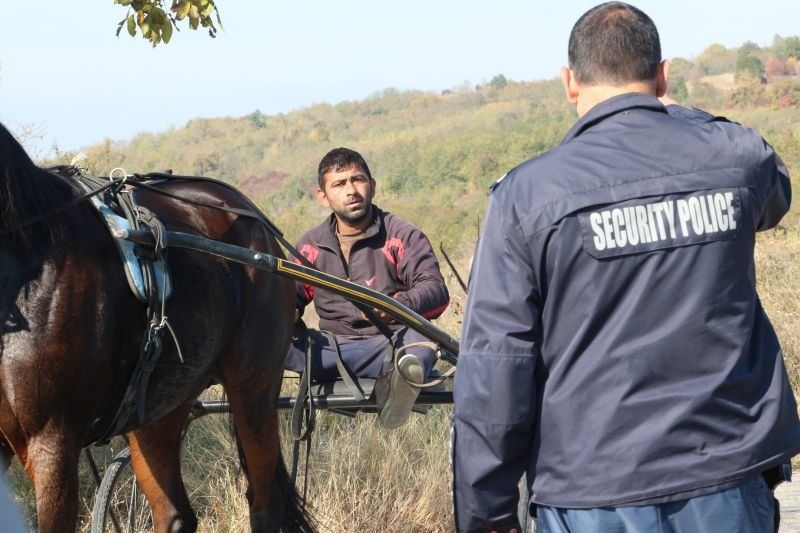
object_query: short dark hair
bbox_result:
[568,2,661,85]
[317,147,372,189]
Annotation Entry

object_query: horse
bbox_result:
[0,122,313,533]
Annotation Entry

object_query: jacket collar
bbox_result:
[560,93,666,145]
[318,205,384,250]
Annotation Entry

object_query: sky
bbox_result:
[0,1,798,155]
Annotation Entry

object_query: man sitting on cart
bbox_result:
[283,147,450,429]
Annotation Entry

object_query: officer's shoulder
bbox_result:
[489,147,566,195]
[667,104,769,158]
[665,104,738,125]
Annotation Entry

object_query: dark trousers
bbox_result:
[536,475,775,533]
[283,325,436,380]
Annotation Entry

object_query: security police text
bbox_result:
[589,192,737,251]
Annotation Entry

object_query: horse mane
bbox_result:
[0,122,78,253]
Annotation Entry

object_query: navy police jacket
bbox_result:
[452,93,799,531]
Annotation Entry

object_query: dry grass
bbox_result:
[698,73,737,92]
[757,227,800,389]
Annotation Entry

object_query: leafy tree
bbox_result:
[736,55,765,83]
[248,109,266,128]
[771,35,800,60]
[669,78,689,101]
[738,40,761,58]
[489,74,508,89]
[695,43,736,75]
[767,80,800,109]
[731,75,765,106]
[114,0,222,47]
[668,57,696,79]
[765,57,787,79]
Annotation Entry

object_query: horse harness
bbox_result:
[64,169,181,444]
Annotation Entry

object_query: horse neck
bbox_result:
[1,165,77,254]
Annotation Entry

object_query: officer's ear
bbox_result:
[561,66,580,104]
[656,59,671,98]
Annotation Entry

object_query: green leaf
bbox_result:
[115,0,133,5]
[201,3,213,18]
[175,1,191,20]
[127,15,136,37]
[115,16,127,37]
[189,16,199,30]
[162,21,173,43]
[141,21,151,37]
[151,6,165,25]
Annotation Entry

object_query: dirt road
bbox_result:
[777,482,800,532]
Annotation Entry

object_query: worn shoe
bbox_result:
[379,354,423,429]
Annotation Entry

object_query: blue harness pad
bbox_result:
[81,183,172,303]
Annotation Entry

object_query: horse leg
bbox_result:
[128,401,197,533]
[219,370,289,533]
[22,432,80,533]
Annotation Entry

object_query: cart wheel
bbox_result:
[90,447,153,533]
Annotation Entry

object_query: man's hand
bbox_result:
[360,308,395,324]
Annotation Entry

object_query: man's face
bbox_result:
[316,164,376,225]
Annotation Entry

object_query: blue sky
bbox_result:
[1,1,798,154]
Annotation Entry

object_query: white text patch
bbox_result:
[579,188,741,258]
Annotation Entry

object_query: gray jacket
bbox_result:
[452,93,799,532]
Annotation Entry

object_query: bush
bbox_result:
[736,55,766,83]
[767,80,800,109]
[731,75,766,106]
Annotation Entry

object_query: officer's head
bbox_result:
[315,147,377,227]
[561,2,670,117]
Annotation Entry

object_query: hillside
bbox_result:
[50,36,800,258]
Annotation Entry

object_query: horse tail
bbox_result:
[231,422,316,532]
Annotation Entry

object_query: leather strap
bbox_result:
[321,330,366,402]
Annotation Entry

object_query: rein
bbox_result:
[133,172,398,342]
[0,179,120,238]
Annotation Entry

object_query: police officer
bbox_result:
[452,3,799,532]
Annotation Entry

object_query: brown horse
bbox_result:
[0,122,312,532]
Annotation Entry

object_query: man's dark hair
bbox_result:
[317,147,372,189]
[568,2,661,85]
